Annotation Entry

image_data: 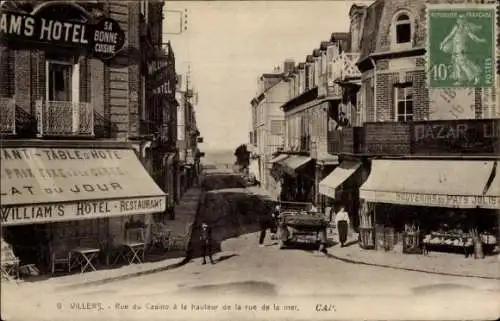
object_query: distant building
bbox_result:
[249,62,291,196]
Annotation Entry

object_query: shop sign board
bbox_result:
[147,54,174,95]
[91,18,125,60]
[1,197,165,226]
[412,119,499,154]
[0,10,125,61]
[0,148,166,226]
[360,190,498,209]
[427,4,496,88]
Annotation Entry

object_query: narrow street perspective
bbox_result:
[2,169,499,321]
[1,0,499,320]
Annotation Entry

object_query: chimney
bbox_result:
[283,59,295,74]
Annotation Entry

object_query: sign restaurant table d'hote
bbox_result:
[0,148,167,226]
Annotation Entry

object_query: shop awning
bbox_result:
[485,162,500,199]
[359,160,497,209]
[319,161,361,199]
[279,155,312,176]
[1,148,167,226]
[317,155,339,166]
[268,154,289,164]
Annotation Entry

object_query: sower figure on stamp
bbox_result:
[200,222,215,265]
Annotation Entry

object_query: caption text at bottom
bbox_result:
[56,302,336,313]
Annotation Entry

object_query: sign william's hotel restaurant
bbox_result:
[0,2,167,276]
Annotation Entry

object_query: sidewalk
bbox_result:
[246,185,279,201]
[327,231,500,280]
[3,187,204,291]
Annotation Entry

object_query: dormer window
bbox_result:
[392,12,412,49]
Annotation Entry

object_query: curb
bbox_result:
[55,257,191,291]
[326,252,500,280]
[54,186,207,291]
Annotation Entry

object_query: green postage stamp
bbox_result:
[427,5,497,88]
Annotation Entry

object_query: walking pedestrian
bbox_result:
[259,205,275,247]
[335,206,350,247]
[270,204,280,240]
[200,222,215,265]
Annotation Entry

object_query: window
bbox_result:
[47,62,72,101]
[392,12,412,48]
[140,1,149,22]
[395,85,413,122]
[270,120,283,135]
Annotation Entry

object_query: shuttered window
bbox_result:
[270,120,283,135]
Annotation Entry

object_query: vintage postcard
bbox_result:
[0,0,499,320]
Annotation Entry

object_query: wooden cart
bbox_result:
[277,202,328,251]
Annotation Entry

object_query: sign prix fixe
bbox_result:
[0,10,125,60]
[0,148,167,226]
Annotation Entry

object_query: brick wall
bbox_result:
[0,47,8,97]
[14,50,31,114]
[127,2,141,138]
[364,122,411,154]
[360,0,498,123]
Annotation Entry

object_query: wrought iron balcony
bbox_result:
[36,100,94,137]
[332,52,361,82]
[0,97,16,135]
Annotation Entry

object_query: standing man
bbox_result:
[335,206,350,247]
[200,222,215,265]
[270,204,281,240]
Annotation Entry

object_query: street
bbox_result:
[2,170,499,321]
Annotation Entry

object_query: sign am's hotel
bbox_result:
[0,1,169,276]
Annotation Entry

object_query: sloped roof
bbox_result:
[359,0,385,61]
[330,32,349,42]
[320,41,332,51]
[312,49,321,57]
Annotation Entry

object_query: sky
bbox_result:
[164,1,364,152]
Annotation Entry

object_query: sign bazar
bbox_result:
[0,10,125,60]
[413,121,498,143]
[412,120,499,154]
[1,197,165,226]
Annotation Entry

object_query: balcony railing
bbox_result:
[36,100,94,137]
[327,127,365,154]
[0,97,16,135]
[332,52,361,81]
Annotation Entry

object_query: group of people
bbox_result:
[196,203,352,265]
[258,202,352,249]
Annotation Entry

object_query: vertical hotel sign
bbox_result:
[427,4,497,88]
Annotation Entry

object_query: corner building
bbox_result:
[321,0,499,255]
[0,1,172,275]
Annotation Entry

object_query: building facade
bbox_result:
[249,66,289,198]
[319,0,499,254]
[176,73,202,196]
[0,0,176,275]
[266,34,349,206]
